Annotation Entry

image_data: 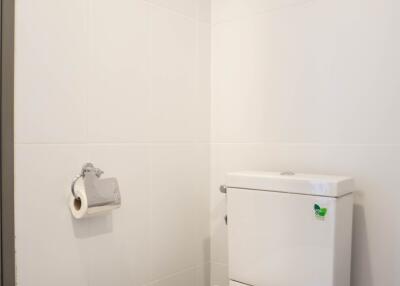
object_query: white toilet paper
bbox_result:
[69,174,121,219]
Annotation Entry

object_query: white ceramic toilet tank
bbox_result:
[225,172,354,286]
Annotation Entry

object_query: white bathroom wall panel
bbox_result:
[87,0,150,143]
[15,0,89,143]
[15,145,91,286]
[148,144,210,280]
[212,0,400,145]
[16,0,400,285]
[15,0,211,286]
[148,6,200,142]
[211,0,400,286]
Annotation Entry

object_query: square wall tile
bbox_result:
[148,144,210,280]
[15,0,89,143]
[15,144,90,286]
[211,19,270,143]
[87,0,150,143]
[85,145,151,286]
[149,6,208,142]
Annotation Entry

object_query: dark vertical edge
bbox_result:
[1,0,14,285]
[0,0,2,281]
[0,0,4,286]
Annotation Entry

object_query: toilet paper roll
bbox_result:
[69,173,121,219]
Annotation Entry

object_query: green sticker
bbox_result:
[314,204,327,218]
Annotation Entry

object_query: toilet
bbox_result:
[224,171,354,286]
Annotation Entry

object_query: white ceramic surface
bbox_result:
[15,0,211,286]
[227,187,353,286]
[226,171,354,197]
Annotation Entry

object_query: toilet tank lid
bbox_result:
[226,171,354,197]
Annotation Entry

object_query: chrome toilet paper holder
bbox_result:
[69,162,121,219]
[71,162,104,198]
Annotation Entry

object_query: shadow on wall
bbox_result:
[210,197,230,286]
[211,194,228,259]
[202,239,211,286]
[71,214,114,238]
[351,202,373,286]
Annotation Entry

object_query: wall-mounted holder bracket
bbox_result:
[220,185,227,194]
[71,163,104,199]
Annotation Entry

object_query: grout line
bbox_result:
[15,141,400,147]
[209,142,400,147]
[14,141,212,146]
[15,141,400,149]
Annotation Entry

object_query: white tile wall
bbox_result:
[86,145,151,286]
[87,0,150,143]
[212,0,400,145]
[211,0,400,285]
[15,145,91,286]
[16,0,400,285]
[148,6,199,142]
[15,0,89,143]
[15,0,211,286]
[148,145,209,280]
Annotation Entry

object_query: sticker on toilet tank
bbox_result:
[314,203,328,219]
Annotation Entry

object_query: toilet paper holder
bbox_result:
[70,162,121,219]
[71,162,104,198]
